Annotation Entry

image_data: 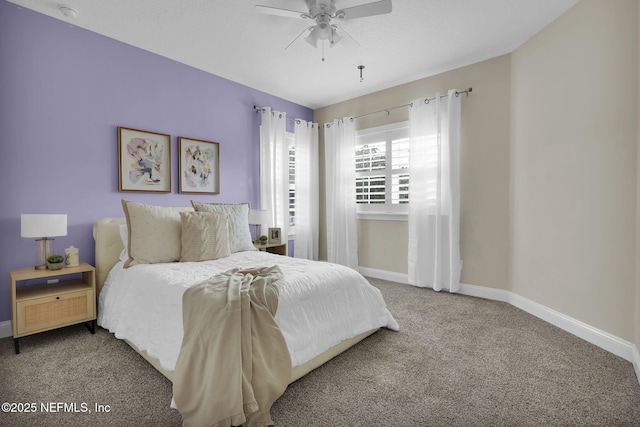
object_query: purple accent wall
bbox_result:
[0,2,312,323]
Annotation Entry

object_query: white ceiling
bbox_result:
[8,0,579,110]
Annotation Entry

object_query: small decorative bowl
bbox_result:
[47,262,65,270]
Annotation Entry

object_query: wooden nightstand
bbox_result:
[253,242,287,256]
[10,262,96,354]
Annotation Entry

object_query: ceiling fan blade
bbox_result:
[254,5,310,19]
[336,0,392,20]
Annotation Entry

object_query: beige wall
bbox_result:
[636,0,640,354]
[314,0,639,348]
[315,55,512,290]
[511,0,638,341]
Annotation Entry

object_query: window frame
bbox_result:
[355,121,410,221]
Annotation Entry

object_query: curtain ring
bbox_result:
[424,98,430,104]
[455,91,460,97]
[295,119,301,124]
[350,117,354,122]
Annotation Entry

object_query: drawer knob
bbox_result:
[56,296,60,300]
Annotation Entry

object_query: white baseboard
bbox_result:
[0,320,12,339]
[361,266,640,385]
[633,344,640,386]
[459,282,510,302]
[507,292,636,361]
[359,267,409,285]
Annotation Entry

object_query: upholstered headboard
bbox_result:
[93,217,126,293]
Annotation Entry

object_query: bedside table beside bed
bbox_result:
[253,241,287,256]
[9,262,96,354]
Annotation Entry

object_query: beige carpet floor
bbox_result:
[1,277,638,426]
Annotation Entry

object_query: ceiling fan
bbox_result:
[255,0,392,50]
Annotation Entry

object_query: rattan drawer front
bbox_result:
[16,289,95,336]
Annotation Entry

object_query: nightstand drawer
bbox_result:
[16,288,95,336]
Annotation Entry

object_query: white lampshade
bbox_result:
[248,209,268,225]
[21,214,68,270]
[21,214,67,238]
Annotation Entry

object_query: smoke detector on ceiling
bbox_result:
[58,5,79,19]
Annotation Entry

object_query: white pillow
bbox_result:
[121,200,195,268]
[191,201,256,253]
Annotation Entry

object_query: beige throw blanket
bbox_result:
[173,266,292,427]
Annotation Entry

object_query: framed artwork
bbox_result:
[118,127,171,193]
[268,227,281,244]
[178,137,220,194]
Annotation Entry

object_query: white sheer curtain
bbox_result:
[408,89,461,292]
[294,119,319,260]
[324,118,358,270]
[259,107,289,238]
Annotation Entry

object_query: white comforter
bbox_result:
[98,251,399,372]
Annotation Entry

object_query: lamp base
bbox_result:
[251,224,262,242]
[35,237,55,270]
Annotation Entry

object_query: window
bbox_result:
[355,122,410,215]
[287,132,295,228]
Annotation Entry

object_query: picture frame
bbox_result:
[118,126,171,193]
[178,136,220,194]
[268,227,281,244]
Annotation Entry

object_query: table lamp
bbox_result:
[21,214,68,270]
[248,209,268,243]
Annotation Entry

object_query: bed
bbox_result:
[93,201,398,422]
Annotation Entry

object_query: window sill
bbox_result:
[357,212,408,222]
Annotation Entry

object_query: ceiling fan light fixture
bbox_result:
[315,17,332,39]
[329,28,342,47]
[256,0,393,51]
[305,29,319,47]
